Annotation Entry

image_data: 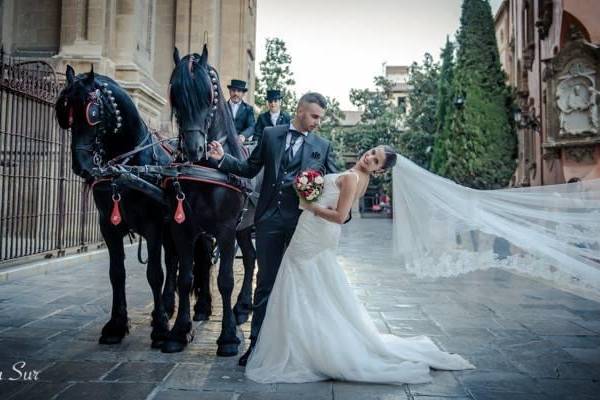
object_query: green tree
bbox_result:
[432,0,516,189]
[349,76,396,123]
[317,96,346,170]
[436,36,455,134]
[339,77,405,194]
[431,37,456,172]
[254,38,297,112]
[399,53,440,169]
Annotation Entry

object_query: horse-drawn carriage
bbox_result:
[56,45,258,356]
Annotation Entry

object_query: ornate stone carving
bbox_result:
[545,40,600,152]
[556,63,599,137]
[542,63,554,82]
[542,147,561,160]
[564,146,595,162]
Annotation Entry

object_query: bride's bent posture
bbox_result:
[245,145,474,385]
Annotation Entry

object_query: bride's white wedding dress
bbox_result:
[245,172,474,384]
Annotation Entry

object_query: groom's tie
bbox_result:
[285,130,302,166]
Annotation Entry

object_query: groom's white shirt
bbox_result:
[218,123,307,167]
[286,123,308,158]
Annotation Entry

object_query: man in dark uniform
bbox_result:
[227,79,255,143]
[253,89,291,144]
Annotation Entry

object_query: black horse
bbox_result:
[55,66,178,348]
[162,45,248,355]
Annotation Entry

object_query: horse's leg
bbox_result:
[162,233,195,353]
[233,226,255,325]
[192,235,213,321]
[144,228,170,349]
[98,223,130,345]
[215,227,241,357]
[162,228,178,319]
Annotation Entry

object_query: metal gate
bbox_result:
[0,50,103,265]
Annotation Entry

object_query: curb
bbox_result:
[0,245,135,283]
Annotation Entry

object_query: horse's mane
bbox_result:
[208,67,243,160]
[169,55,212,127]
[169,54,243,160]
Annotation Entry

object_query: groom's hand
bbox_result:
[208,141,224,161]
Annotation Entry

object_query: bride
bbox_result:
[244,145,474,385]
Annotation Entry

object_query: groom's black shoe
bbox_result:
[239,344,254,367]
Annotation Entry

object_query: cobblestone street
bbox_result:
[0,218,599,400]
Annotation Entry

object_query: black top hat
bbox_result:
[227,79,248,92]
[266,89,282,101]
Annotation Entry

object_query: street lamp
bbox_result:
[454,95,465,109]
[512,106,540,132]
[512,105,522,125]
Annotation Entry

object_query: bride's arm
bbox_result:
[301,174,358,225]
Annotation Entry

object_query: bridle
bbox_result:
[67,81,158,169]
[67,82,124,167]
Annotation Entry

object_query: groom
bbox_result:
[208,92,338,365]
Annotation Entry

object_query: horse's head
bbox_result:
[168,45,221,163]
[55,65,125,181]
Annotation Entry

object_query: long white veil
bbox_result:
[392,154,600,300]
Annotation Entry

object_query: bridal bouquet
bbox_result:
[294,169,325,202]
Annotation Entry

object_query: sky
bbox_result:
[256,0,503,110]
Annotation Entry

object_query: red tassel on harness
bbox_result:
[110,195,122,225]
[174,196,186,224]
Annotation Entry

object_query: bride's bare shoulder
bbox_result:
[335,171,360,189]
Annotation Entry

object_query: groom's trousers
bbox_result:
[251,212,299,345]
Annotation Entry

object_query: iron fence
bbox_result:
[0,49,103,264]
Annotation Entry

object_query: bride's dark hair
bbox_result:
[381,145,398,170]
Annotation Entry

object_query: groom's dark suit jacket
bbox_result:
[218,124,338,224]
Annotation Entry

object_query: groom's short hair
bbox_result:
[298,92,327,110]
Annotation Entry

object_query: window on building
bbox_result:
[397,97,406,109]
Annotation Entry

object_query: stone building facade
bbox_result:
[384,65,411,111]
[0,0,257,131]
[494,0,600,186]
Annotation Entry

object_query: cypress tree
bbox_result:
[436,37,455,136]
[431,36,455,172]
[432,0,516,189]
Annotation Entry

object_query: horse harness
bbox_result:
[81,77,251,229]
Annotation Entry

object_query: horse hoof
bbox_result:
[99,335,123,345]
[161,340,186,353]
[193,312,210,321]
[235,313,249,326]
[217,343,239,357]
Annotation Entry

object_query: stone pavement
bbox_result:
[0,219,599,400]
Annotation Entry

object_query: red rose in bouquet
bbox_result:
[294,169,325,202]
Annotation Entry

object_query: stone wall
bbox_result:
[495,0,600,185]
[0,0,257,132]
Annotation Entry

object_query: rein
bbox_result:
[107,133,171,166]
